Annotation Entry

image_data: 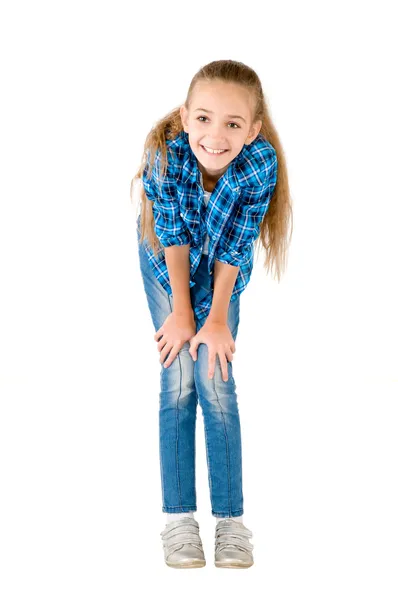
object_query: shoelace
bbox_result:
[161,518,204,555]
[215,520,254,555]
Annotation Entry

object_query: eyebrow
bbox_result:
[194,108,247,123]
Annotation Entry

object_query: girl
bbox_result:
[130,59,293,569]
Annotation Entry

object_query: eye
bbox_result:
[197,116,240,128]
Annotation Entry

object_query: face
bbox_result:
[180,80,262,181]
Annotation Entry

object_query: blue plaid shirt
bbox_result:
[138,130,277,322]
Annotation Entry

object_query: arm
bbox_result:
[214,152,278,268]
[164,244,194,316]
[207,260,239,324]
[208,153,277,323]
[142,146,194,315]
[141,146,191,248]
[190,259,238,380]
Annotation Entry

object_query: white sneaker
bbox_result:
[160,517,206,568]
[214,518,254,568]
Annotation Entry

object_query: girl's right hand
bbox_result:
[154,310,197,368]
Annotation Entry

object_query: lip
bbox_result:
[200,145,229,155]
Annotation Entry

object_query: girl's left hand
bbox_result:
[189,320,236,381]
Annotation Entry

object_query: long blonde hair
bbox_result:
[130,59,293,282]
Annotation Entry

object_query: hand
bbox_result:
[154,310,196,368]
[189,320,236,382]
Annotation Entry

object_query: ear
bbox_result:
[245,119,262,145]
[180,105,189,133]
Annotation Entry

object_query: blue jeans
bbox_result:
[136,218,244,517]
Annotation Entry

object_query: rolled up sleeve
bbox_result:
[141,147,191,248]
[215,154,277,267]
[215,244,252,268]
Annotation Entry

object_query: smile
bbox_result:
[201,145,228,155]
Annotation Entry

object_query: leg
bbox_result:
[194,296,243,518]
[137,227,197,513]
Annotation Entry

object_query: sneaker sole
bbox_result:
[166,559,206,568]
[215,561,254,568]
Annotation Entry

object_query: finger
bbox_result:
[159,342,173,365]
[208,352,216,379]
[219,352,229,382]
[157,336,168,352]
[225,348,234,363]
[189,337,198,361]
[163,346,179,368]
[232,341,236,353]
[154,329,163,341]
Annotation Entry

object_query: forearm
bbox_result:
[164,244,193,316]
[207,260,239,324]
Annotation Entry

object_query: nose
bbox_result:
[207,121,227,144]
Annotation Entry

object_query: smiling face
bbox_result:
[180,79,262,182]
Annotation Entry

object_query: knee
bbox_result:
[160,341,196,397]
[193,343,236,398]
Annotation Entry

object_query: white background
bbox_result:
[1,0,397,597]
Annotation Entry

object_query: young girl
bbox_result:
[131,59,292,569]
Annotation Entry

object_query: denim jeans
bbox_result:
[136,217,244,517]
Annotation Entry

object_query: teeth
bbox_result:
[203,145,226,154]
